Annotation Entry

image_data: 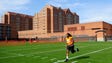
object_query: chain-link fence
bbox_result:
[30,35,97,42]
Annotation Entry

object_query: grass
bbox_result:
[0,41,112,63]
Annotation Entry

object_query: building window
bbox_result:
[59,12,62,16]
[0,26,2,30]
[81,26,85,30]
[6,26,11,31]
[10,16,15,21]
[91,28,101,30]
[103,28,108,30]
[0,33,2,39]
[0,30,2,33]
[68,27,77,31]
[110,29,112,31]
[73,27,77,31]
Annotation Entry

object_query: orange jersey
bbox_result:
[66,37,74,46]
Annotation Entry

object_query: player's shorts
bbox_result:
[67,45,75,53]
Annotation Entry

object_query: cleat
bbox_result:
[76,48,79,52]
[64,59,68,62]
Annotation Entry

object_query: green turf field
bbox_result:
[0,42,112,63]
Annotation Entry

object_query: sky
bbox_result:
[0,0,112,24]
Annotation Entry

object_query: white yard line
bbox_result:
[0,45,90,59]
[0,49,64,59]
[49,46,89,61]
[0,45,88,52]
[0,45,64,52]
[53,47,112,63]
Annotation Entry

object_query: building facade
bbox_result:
[64,21,112,41]
[18,5,79,39]
[18,5,112,41]
[33,5,79,34]
[1,12,33,39]
[2,12,33,31]
[1,5,112,41]
[19,21,112,41]
[0,23,11,40]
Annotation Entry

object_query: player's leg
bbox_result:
[65,46,70,62]
[71,45,76,53]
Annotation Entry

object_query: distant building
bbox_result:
[2,12,33,31]
[64,21,112,41]
[1,5,112,41]
[18,5,79,39]
[0,23,11,40]
[33,5,79,34]
[1,12,33,39]
[19,21,112,41]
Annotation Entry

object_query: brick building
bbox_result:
[0,23,11,40]
[1,5,112,41]
[18,5,112,41]
[64,21,112,41]
[18,5,79,39]
[1,12,33,39]
[33,5,79,34]
[19,21,112,41]
[41,21,112,42]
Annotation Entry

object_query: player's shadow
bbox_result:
[71,55,90,61]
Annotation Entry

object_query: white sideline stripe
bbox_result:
[1,45,88,54]
[53,47,112,63]
[0,49,64,59]
[0,46,89,59]
[49,46,89,61]
[0,45,89,52]
[0,45,64,52]
[0,45,41,50]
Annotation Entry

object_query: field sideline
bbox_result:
[0,42,112,63]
